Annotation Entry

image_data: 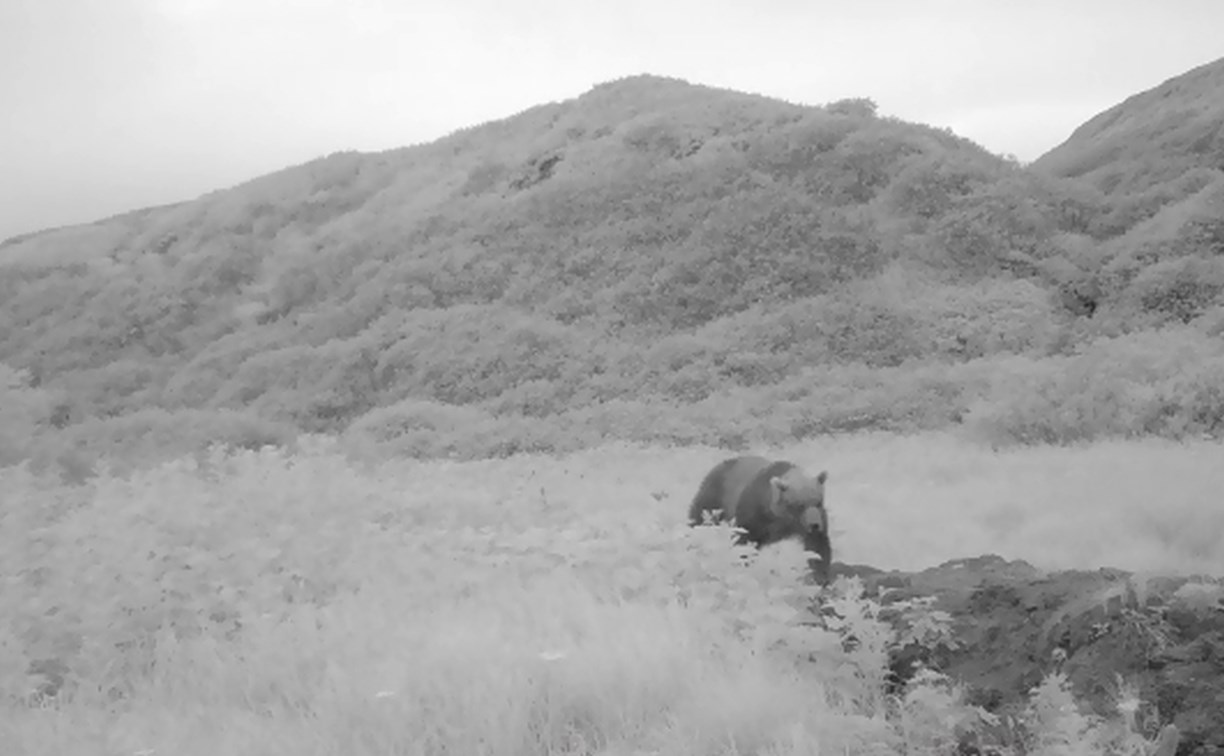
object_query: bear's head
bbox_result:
[769,468,828,533]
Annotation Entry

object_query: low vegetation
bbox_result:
[1,70,1222,477]
[3,61,1223,753]
[4,434,1217,754]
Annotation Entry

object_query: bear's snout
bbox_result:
[800,506,825,531]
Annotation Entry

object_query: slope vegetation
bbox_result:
[1032,56,1224,208]
[2,71,1223,476]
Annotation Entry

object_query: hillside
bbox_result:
[2,71,1224,477]
[1032,55,1224,234]
[1030,57,1224,342]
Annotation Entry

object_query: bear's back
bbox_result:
[711,455,796,520]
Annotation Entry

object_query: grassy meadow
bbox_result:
[3,430,1219,755]
[4,64,1224,755]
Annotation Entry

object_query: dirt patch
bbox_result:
[833,555,1224,756]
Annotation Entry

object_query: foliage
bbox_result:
[0,441,1191,753]
[964,327,1224,446]
[23,406,298,482]
[0,364,61,467]
[1128,255,1224,324]
[1,71,1223,475]
[1031,56,1224,213]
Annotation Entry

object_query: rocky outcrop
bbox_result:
[834,555,1224,756]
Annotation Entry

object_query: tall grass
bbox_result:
[2,432,1217,754]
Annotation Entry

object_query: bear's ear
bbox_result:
[816,471,828,484]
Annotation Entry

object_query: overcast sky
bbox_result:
[2,0,1222,242]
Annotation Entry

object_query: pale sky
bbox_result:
[3,0,1222,243]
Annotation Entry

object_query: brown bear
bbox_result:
[688,455,832,584]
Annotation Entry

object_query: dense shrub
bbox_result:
[1128,255,1224,325]
[0,364,59,467]
[372,306,585,406]
[965,328,1224,446]
[901,276,1063,359]
[27,407,297,482]
[343,398,496,458]
[344,398,564,460]
[5,74,1224,471]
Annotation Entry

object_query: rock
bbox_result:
[838,555,1224,756]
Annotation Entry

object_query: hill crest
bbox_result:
[3,64,1224,471]
[1032,55,1224,196]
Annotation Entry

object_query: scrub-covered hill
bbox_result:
[2,70,1222,477]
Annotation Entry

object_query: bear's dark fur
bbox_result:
[688,455,832,584]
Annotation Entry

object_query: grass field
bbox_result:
[2,431,1220,755]
[389,430,1224,576]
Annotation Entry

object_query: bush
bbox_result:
[373,306,587,405]
[486,378,571,418]
[704,270,1062,368]
[344,398,565,460]
[344,398,495,458]
[0,364,59,467]
[1129,255,1224,325]
[28,408,297,482]
[912,277,1063,359]
[965,328,1224,446]
[638,334,723,402]
[767,361,971,436]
